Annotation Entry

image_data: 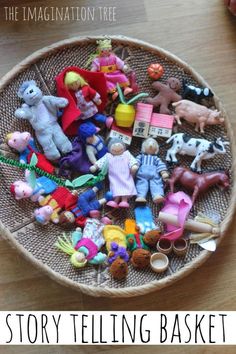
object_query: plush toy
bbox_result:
[34,205,54,225]
[6,131,55,174]
[135,138,169,204]
[89,39,133,100]
[166,133,229,172]
[15,81,72,160]
[78,122,108,164]
[55,66,108,136]
[146,77,182,115]
[131,249,151,269]
[90,138,138,208]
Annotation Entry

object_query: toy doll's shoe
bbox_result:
[119,201,130,208]
[95,127,101,133]
[89,210,101,218]
[106,200,119,208]
[135,197,147,203]
[112,91,119,101]
[101,216,112,225]
[106,116,113,129]
[153,195,165,204]
[124,87,133,96]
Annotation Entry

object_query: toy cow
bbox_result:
[173,100,224,133]
[182,81,214,104]
[166,133,229,172]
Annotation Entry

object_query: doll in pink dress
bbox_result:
[90,39,133,100]
[90,138,138,208]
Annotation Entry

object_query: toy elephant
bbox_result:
[15,80,72,160]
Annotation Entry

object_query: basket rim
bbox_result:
[0,35,236,298]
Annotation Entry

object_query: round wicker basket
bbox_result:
[0,35,235,298]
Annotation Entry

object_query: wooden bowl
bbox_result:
[150,253,169,273]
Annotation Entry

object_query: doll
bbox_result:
[78,122,108,164]
[90,138,138,208]
[64,71,113,128]
[90,39,133,100]
[135,138,169,204]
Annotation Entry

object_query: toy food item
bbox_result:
[147,63,164,80]
[168,166,230,203]
[15,80,72,160]
[173,100,224,133]
[135,138,169,204]
[166,133,229,172]
[182,81,214,103]
[146,77,182,115]
[131,249,151,269]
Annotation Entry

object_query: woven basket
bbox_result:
[0,35,235,298]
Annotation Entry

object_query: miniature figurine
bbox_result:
[15,81,72,160]
[173,100,224,133]
[132,103,153,138]
[166,133,229,172]
[146,77,182,115]
[6,131,56,174]
[182,80,214,103]
[55,66,108,136]
[90,138,138,208]
[90,39,133,100]
[168,166,230,203]
[108,121,133,145]
[78,122,108,164]
[147,63,164,80]
[34,205,54,225]
[149,113,174,139]
[135,138,169,204]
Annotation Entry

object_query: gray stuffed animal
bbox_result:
[15,80,72,160]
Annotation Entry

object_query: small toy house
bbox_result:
[149,113,174,138]
[108,121,133,145]
[132,103,153,138]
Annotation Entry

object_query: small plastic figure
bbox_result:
[182,80,214,103]
[166,133,229,172]
[78,122,108,164]
[173,100,224,133]
[135,138,169,204]
[90,138,138,208]
[90,39,133,100]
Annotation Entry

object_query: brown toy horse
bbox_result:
[168,166,230,203]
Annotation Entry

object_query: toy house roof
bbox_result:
[150,113,174,129]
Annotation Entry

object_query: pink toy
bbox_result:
[108,121,133,145]
[10,180,32,200]
[132,103,153,138]
[149,113,174,138]
[34,205,54,225]
[173,100,224,133]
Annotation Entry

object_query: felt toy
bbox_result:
[103,225,127,251]
[131,249,151,269]
[173,100,224,133]
[11,172,58,202]
[55,66,108,136]
[166,133,229,172]
[109,258,128,280]
[143,230,161,248]
[182,81,214,103]
[15,80,72,160]
[124,219,150,252]
[34,205,54,225]
[135,138,169,204]
[168,166,230,203]
[89,39,133,100]
[78,122,108,164]
[108,242,130,264]
[6,131,55,174]
[59,137,91,178]
[147,63,164,80]
[90,138,138,208]
[146,77,182,115]
[134,205,156,234]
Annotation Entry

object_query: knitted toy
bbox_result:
[6,131,55,174]
[130,249,151,269]
[78,122,108,165]
[134,205,156,234]
[89,39,133,100]
[15,80,72,160]
[34,205,54,225]
[124,219,150,252]
[90,138,138,208]
[135,138,169,204]
[146,77,182,115]
[55,66,108,135]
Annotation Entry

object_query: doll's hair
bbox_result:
[141,137,159,154]
[64,71,88,87]
[107,138,126,152]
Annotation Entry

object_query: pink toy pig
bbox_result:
[34,205,54,225]
[10,180,32,200]
[173,100,224,133]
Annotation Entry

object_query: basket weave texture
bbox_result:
[0,36,235,297]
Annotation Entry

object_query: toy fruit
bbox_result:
[147,63,164,80]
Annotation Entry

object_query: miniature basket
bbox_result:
[0,35,235,298]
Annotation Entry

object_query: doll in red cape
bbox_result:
[55,66,113,136]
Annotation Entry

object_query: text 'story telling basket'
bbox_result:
[0,36,235,297]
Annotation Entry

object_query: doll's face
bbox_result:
[100,47,112,57]
[86,135,96,144]
[68,80,81,91]
[110,142,125,155]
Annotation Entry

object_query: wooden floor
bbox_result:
[0,0,236,352]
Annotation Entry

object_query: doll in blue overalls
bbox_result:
[135,137,169,204]
[78,122,108,165]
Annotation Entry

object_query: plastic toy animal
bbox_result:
[173,100,224,133]
[182,80,214,103]
[15,80,72,160]
[166,133,229,172]
[168,166,230,203]
[34,205,54,225]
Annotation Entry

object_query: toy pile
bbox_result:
[1,38,230,280]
